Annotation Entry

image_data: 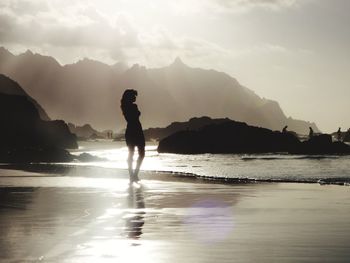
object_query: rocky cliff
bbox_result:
[0,75,78,162]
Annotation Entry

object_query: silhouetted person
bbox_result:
[337,127,342,142]
[309,127,314,139]
[121,89,145,183]
[282,125,288,133]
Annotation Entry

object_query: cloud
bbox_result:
[165,0,308,15]
[0,1,190,64]
[0,1,142,61]
[212,0,303,11]
[0,0,300,66]
[0,0,49,15]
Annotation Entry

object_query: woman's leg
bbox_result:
[133,145,145,181]
[127,145,135,181]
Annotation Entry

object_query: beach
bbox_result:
[1,166,350,262]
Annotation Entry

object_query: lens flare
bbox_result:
[184,199,235,244]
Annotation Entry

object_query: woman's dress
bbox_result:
[122,103,145,147]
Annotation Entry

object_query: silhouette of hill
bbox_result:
[0,74,50,120]
[0,74,78,162]
[0,47,319,134]
[68,123,110,140]
[158,120,350,155]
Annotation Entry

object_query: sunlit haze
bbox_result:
[0,0,349,132]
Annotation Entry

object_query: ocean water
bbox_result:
[69,140,350,185]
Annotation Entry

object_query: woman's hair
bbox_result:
[121,89,138,106]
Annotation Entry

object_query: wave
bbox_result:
[1,163,350,186]
[146,169,350,186]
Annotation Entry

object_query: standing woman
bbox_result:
[121,89,145,183]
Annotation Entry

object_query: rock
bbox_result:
[40,120,78,149]
[0,75,78,163]
[295,134,350,154]
[0,93,77,150]
[158,120,300,154]
[0,147,73,163]
[158,121,350,155]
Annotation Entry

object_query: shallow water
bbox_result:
[1,174,350,263]
[69,141,350,185]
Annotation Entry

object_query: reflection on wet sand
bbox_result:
[2,167,350,262]
[124,185,146,239]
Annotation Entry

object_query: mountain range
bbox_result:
[0,47,319,134]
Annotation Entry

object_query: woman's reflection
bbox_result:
[124,185,145,239]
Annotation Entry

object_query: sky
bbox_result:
[0,0,349,132]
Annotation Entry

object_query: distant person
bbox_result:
[282,126,288,133]
[309,127,314,139]
[121,89,145,183]
[337,127,342,142]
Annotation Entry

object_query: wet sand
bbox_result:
[1,167,350,262]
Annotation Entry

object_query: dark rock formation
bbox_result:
[0,75,78,162]
[0,147,73,163]
[345,132,350,142]
[144,116,231,141]
[0,93,77,148]
[297,134,350,154]
[331,130,350,142]
[158,121,350,155]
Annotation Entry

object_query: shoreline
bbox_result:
[1,162,350,186]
